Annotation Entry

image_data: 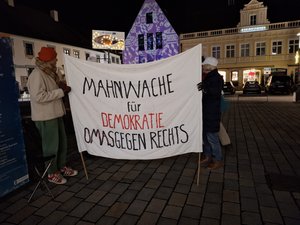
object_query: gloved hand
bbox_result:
[197,82,203,91]
[58,81,71,94]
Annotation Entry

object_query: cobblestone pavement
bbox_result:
[1,95,300,225]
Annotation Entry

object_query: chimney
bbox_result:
[50,10,59,22]
[6,0,15,7]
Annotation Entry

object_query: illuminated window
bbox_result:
[250,15,256,25]
[146,12,153,24]
[212,46,220,59]
[256,42,266,56]
[73,50,80,58]
[289,39,299,54]
[226,45,235,58]
[231,71,238,81]
[138,34,144,51]
[147,33,154,50]
[156,32,163,49]
[241,43,250,57]
[63,48,71,55]
[272,41,282,55]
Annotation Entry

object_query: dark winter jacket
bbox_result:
[202,69,224,132]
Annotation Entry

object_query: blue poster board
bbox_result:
[0,37,29,198]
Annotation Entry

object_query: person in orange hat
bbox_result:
[27,47,78,184]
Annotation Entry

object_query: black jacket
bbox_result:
[202,69,224,132]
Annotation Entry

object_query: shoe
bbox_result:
[61,166,78,177]
[200,155,212,164]
[48,172,67,185]
[207,161,223,170]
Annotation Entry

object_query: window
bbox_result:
[250,15,256,25]
[240,43,250,57]
[272,41,282,55]
[24,42,34,57]
[73,50,80,58]
[146,12,153,24]
[156,32,163,49]
[85,53,90,60]
[138,34,144,51]
[256,42,266,56]
[288,39,299,54]
[212,46,221,59]
[63,48,71,55]
[226,45,235,58]
[147,33,154,50]
[96,55,101,63]
[231,71,238,81]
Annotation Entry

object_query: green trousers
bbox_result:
[35,117,68,174]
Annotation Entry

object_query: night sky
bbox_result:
[17,0,300,38]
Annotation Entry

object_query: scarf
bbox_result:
[35,58,60,84]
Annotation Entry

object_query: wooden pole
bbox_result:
[80,152,89,180]
[197,152,201,186]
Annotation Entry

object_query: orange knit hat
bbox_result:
[38,47,57,62]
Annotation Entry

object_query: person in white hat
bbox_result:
[197,57,224,170]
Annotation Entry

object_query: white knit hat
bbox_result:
[203,57,218,67]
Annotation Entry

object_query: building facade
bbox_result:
[0,33,121,96]
[180,0,300,89]
[123,0,179,64]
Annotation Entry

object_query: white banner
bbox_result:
[64,44,202,160]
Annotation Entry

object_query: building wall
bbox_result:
[0,33,121,93]
[180,0,300,89]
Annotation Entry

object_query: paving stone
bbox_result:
[96,216,117,225]
[178,216,199,225]
[136,212,160,225]
[98,193,120,207]
[126,200,148,216]
[146,198,167,214]
[222,202,240,215]
[85,190,107,203]
[205,192,222,204]
[154,187,173,200]
[69,201,95,218]
[242,211,263,225]
[118,189,139,203]
[156,217,177,225]
[221,214,241,225]
[162,205,182,220]
[37,211,67,225]
[35,201,61,217]
[223,190,239,203]
[105,202,129,218]
[116,214,139,225]
[202,202,221,219]
[55,191,75,202]
[277,202,300,219]
[6,206,36,224]
[260,206,284,224]
[58,196,83,212]
[241,197,259,212]
[19,215,43,225]
[186,192,204,206]
[174,183,190,194]
[258,194,277,207]
[168,192,187,206]
[181,205,201,219]
[57,216,79,225]
[199,217,219,225]
[83,205,108,222]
